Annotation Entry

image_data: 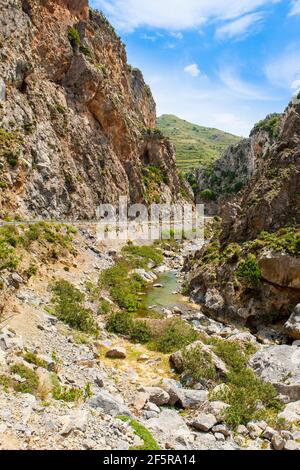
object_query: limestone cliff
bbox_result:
[195,113,280,215]
[187,102,300,331]
[0,0,188,219]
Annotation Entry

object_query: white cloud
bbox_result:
[184,64,201,77]
[170,32,183,40]
[291,79,300,92]
[94,0,281,31]
[219,65,272,100]
[216,12,264,40]
[213,113,251,136]
[289,0,300,16]
[265,46,300,90]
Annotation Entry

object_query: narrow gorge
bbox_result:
[0,0,300,453]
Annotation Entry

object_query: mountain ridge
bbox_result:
[157,114,241,172]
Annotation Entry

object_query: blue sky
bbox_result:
[90,0,300,136]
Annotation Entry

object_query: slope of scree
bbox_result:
[0,0,191,220]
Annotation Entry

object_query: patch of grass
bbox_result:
[122,244,163,268]
[117,416,160,450]
[0,374,13,391]
[51,374,83,402]
[142,165,168,203]
[235,254,262,287]
[23,352,48,369]
[130,320,152,343]
[151,318,198,353]
[51,280,98,335]
[10,364,39,394]
[100,258,146,312]
[98,299,111,315]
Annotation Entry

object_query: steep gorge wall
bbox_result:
[0,0,188,219]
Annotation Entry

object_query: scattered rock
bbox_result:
[278,401,300,424]
[249,345,300,401]
[271,434,285,451]
[284,440,300,451]
[139,387,170,406]
[88,391,131,417]
[191,413,217,432]
[61,411,89,436]
[284,304,300,340]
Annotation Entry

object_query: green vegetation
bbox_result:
[51,374,89,402]
[51,280,98,335]
[122,244,163,268]
[157,115,240,172]
[209,339,282,428]
[143,165,169,203]
[117,416,160,450]
[151,318,198,353]
[200,188,217,202]
[68,27,81,47]
[23,352,48,369]
[251,113,281,139]
[100,244,163,312]
[106,312,152,344]
[235,255,262,287]
[10,364,39,394]
[181,344,217,382]
[0,128,22,168]
[98,299,111,315]
[246,226,300,257]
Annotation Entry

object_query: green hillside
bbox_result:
[157,114,241,172]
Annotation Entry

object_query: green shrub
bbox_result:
[181,345,217,382]
[4,150,19,167]
[117,416,160,450]
[68,27,80,47]
[106,311,133,335]
[130,321,152,344]
[51,280,98,334]
[98,299,111,315]
[51,374,83,402]
[209,338,282,428]
[200,189,217,201]
[153,318,198,353]
[10,364,39,394]
[236,254,262,287]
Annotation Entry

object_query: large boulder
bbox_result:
[278,401,300,424]
[139,387,170,406]
[284,304,300,340]
[258,253,300,289]
[88,391,131,417]
[249,345,300,401]
[146,409,190,444]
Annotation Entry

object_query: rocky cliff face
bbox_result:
[195,114,280,215]
[187,102,300,331]
[0,0,187,219]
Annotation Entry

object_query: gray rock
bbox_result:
[212,424,230,437]
[284,304,300,340]
[143,402,160,413]
[249,345,300,401]
[284,440,300,451]
[191,413,217,432]
[180,389,208,408]
[262,426,276,441]
[139,386,170,406]
[278,401,300,423]
[9,273,23,288]
[147,409,189,441]
[88,391,131,417]
[271,434,285,451]
[236,425,249,436]
[61,410,89,435]
[214,432,225,442]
